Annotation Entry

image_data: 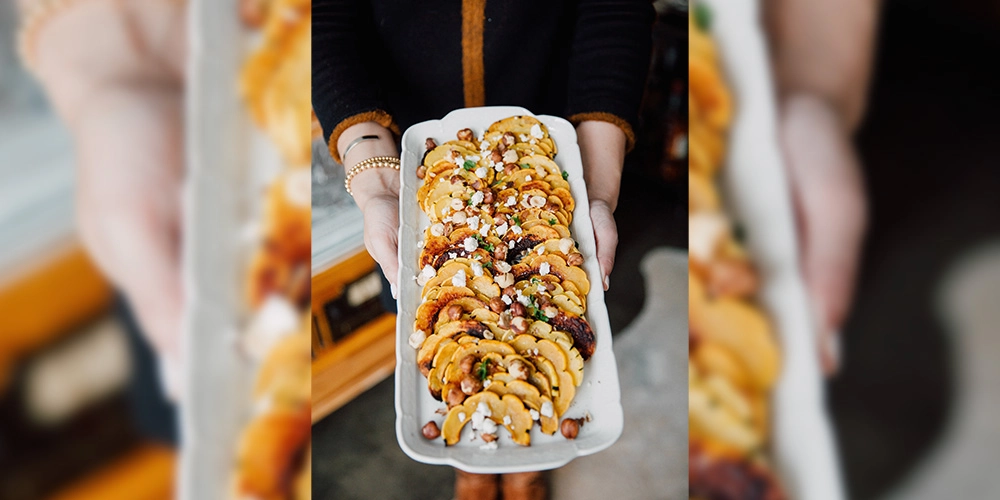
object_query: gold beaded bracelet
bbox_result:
[344,156,400,196]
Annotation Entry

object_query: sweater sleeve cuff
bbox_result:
[566,112,636,153]
[327,109,401,164]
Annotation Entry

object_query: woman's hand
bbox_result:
[780,95,867,375]
[26,0,187,398]
[576,120,627,291]
[338,122,401,295]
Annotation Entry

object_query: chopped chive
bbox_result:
[463,160,476,171]
[694,3,712,31]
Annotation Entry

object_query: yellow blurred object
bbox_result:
[240,0,312,166]
[688,7,783,491]
[49,443,175,500]
[0,244,112,392]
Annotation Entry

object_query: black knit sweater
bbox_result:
[313,0,654,161]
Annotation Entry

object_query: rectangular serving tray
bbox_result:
[394,106,623,473]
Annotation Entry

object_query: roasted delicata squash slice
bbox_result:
[509,334,584,388]
[442,392,534,446]
[414,287,476,333]
[487,115,549,138]
[512,254,590,296]
[487,379,558,434]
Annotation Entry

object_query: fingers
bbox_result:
[362,195,401,292]
[781,96,868,375]
[590,201,619,291]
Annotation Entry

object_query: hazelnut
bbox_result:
[508,359,529,380]
[450,198,465,211]
[560,418,582,439]
[498,311,512,329]
[529,195,547,208]
[430,223,445,237]
[566,252,584,266]
[504,163,518,175]
[490,149,503,164]
[509,302,526,318]
[442,222,454,236]
[446,386,466,407]
[542,304,558,319]
[502,286,516,298]
[494,272,514,288]
[481,433,497,443]
[471,179,483,190]
[459,355,476,374]
[502,150,519,164]
[460,374,483,395]
[489,297,506,314]
[496,141,507,153]
[450,174,463,185]
[422,421,441,440]
[416,165,427,179]
[544,282,556,292]
[483,191,494,205]
[446,304,463,320]
[493,245,508,261]
[502,132,516,146]
[510,316,528,334]
[452,211,467,224]
[457,128,474,142]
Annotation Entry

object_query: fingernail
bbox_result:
[390,283,398,299]
[603,275,610,291]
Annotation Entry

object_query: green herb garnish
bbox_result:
[463,160,476,171]
[477,358,491,381]
[561,171,568,180]
[694,3,712,32]
[513,215,521,226]
[531,307,550,323]
[484,261,493,270]
[520,163,530,169]
[548,218,557,225]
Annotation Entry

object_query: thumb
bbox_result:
[590,201,618,291]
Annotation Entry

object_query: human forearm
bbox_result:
[767,0,879,131]
[577,120,626,211]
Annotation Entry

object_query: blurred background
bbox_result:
[831,0,1000,498]
[0,3,175,500]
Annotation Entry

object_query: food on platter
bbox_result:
[409,115,595,447]
[688,8,785,499]
[230,1,312,498]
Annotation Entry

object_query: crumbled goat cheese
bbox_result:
[530,123,544,139]
[540,401,554,418]
[408,330,426,349]
[452,269,467,287]
[463,237,479,253]
[539,262,551,276]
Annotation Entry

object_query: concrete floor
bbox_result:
[311,173,687,500]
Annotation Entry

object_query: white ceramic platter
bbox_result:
[394,106,623,473]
